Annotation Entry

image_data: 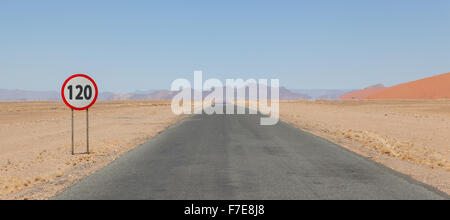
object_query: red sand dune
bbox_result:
[368,72,450,100]
[340,84,386,100]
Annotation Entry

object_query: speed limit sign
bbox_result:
[62,74,98,155]
[62,74,98,110]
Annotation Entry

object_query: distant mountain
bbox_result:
[0,89,131,101]
[0,85,310,101]
[291,89,354,100]
[0,89,59,101]
[368,72,450,100]
[129,90,180,100]
[339,84,387,100]
[99,92,117,101]
[132,89,159,95]
[278,87,311,100]
[216,84,310,100]
[117,85,311,101]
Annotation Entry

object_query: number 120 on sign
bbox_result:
[62,74,98,111]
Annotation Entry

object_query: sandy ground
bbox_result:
[280,100,450,195]
[2,100,449,199]
[0,101,184,200]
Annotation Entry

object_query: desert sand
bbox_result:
[368,72,450,99]
[2,99,449,199]
[280,100,450,194]
[340,84,386,100]
[0,101,184,199]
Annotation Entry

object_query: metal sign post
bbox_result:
[70,108,91,155]
[72,109,74,155]
[62,74,98,155]
[86,109,89,154]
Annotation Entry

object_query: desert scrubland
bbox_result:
[280,100,450,194]
[0,101,184,199]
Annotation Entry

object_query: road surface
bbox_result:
[55,105,448,200]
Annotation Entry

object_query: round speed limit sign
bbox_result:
[62,74,98,110]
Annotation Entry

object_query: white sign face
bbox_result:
[62,74,98,110]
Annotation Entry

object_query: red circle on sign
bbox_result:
[61,74,98,111]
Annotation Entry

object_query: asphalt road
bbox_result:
[55,105,448,200]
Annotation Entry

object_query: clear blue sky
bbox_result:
[1,0,449,93]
